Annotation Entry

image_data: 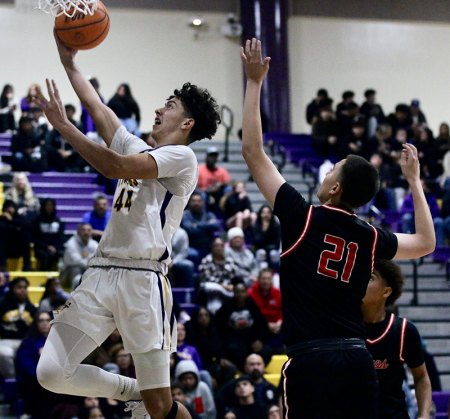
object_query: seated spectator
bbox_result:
[107,83,141,136]
[61,223,98,290]
[215,282,273,371]
[251,205,281,270]
[169,227,196,288]
[268,404,282,419]
[198,238,238,314]
[434,122,450,177]
[30,106,49,142]
[339,118,371,159]
[177,321,213,390]
[232,375,269,418]
[77,396,117,419]
[39,277,70,313]
[197,146,231,217]
[185,306,236,389]
[412,126,436,178]
[11,115,47,172]
[0,277,37,378]
[81,194,111,242]
[109,343,136,379]
[174,359,217,419]
[46,103,85,172]
[360,89,385,138]
[400,179,444,245]
[31,197,65,271]
[216,353,279,418]
[182,191,223,261]
[225,227,259,286]
[220,181,256,235]
[366,153,398,214]
[387,104,412,136]
[247,268,283,352]
[311,98,339,158]
[410,99,427,128]
[171,382,202,419]
[0,199,32,271]
[20,83,43,115]
[336,90,358,120]
[306,88,330,126]
[177,322,203,369]
[79,405,106,419]
[0,83,17,133]
[15,310,61,419]
[4,171,40,221]
[336,102,362,144]
[440,148,450,190]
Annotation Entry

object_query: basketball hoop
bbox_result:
[37,0,98,17]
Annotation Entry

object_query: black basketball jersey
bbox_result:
[366,313,424,416]
[273,182,397,346]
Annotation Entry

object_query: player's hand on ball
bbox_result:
[54,30,78,68]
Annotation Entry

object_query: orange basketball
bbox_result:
[54,1,110,50]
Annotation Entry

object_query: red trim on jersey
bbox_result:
[369,224,378,273]
[280,205,313,258]
[366,313,395,344]
[322,204,356,216]
[399,318,407,362]
[282,358,292,418]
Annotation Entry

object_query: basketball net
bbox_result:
[36,0,98,17]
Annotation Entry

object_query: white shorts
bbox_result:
[53,267,177,353]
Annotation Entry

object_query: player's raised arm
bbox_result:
[54,32,120,146]
[40,79,157,180]
[394,143,436,259]
[241,38,285,207]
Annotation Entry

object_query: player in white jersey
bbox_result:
[36,34,221,419]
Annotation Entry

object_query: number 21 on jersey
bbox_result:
[317,234,358,283]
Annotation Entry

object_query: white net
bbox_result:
[37,0,98,17]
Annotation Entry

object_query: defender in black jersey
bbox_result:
[363,259,432,418]
[241,38,436,418]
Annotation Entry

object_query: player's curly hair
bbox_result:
[339,154,380,208]
[173,82,221,143]
[374,259,404,307]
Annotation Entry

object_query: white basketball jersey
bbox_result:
[91,126,197,270]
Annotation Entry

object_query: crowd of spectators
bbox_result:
[0,81,448,417]
[307,88,450,245]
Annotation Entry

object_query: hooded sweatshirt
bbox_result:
[174,359,216,419]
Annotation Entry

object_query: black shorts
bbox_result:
[283,338,379,419]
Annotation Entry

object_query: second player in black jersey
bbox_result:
[364,259,432,418]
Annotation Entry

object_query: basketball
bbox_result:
[54,0,110,50]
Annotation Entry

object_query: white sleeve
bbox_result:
[110,125,151,155]
[150,145,198,197]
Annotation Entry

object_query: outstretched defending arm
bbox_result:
[40,79,157,180]
[54,33,120,146]
[241,38,285,208]
[394,143,436,259]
